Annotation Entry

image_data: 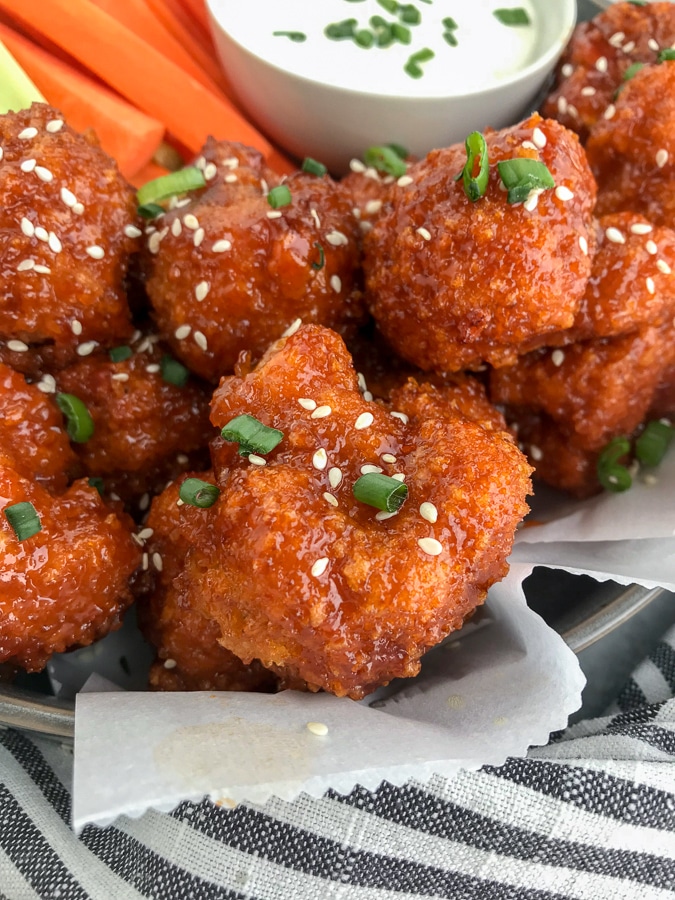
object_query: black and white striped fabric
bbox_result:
[1,625,675,900]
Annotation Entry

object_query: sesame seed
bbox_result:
[648,38,660,52]
[145,364,160,373]
[76,341,98,357]
[357,372,367,391]
[223,156,239,170]
[323,492,338,508]
[646,277,656,294]
[561,63,573,77]
[326,230,348,246]
[138,527,154,541]
[311,208,321,228]
[267,210,282,219]
[204,162,217,180]
[195,155,206,170]
[195,281,210,301]
[175,324,191,340]
[282,318,302,338]
[163,657,177,669]
[33,265,50,275]
[595,56,608,73]
[605,227,625,244]
[328,467,342,489]
[530,444,543,461]
[194,330,207,352]
[141,553,149,571]
[363,391,373,402]
[630,222,653,235]
[86,245,105,259]
[311,558,329,578]
[418,537,443,557]
[152,552,163,571]
[183,214,199,230]
[361,464,383,475]
[35,166,53,183]
[18,127,38,140]
[391,411,409,424]
[365,200,382,215]
[397,175,413,187]
[375,510,398,521]
[622,40,635,53]
[557,96,568,115]
[20,217,34,237]
[580,86,596,97]
[17,259,34,271]
[111,372,129,382]
[608,31,625,47]
[551,349,565,367]
[521,141,537,151]
[70,319,82,335]
[312,405,332,419]
[72,203,84,215]
[419,502,438,523]
[350,158,366,173]
[260,178,269,195]
[0,148,3,161]
[224,173,238,184]
[176,453,189,465]
[532,127,547,148]
[171,218,182,237]
[20,158,36,172]
[34,226,48,242]
[298,398,317,411]
[7,339,28,352]
[643,473,658,486]
[109,492,121,502]
[392,473,406,482]
[46,119,64,133]
[212,239,232,252]
[646,240,658,255]
[555,186,574,202]
[524,191,541,212]
[656,149,669,169]
[193,227,205,247]
[360,221,373,234]
[657,259,672,274]
[124,224,142,238]
[416,226,431,240]
[306,721,329,736]
[48,232,62,253]
[60,187,77,208]
[603,104,616,120]
[330,275,342,293]
[36,374,56,393]
[148,232,162,254]
[355,412,374,430]
[381,453,397,464]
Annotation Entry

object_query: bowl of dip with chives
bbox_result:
[206,0,576,173]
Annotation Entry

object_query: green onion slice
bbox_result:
[635,420,674,468]
[461,132,489,203]
[658,48,675,62]
[391,22,412,43]
[4,501,41,541]
[325,19,357,39]
[161,354,190,387]
[623,62,645,81]
[302,157,327,177]
[137,203,165,219]
[221,414,284,457]
[597,436,632,492]
[377,0,398,12]
[272,31,307,42]
[179,478,220,508]
[109,345,132,363]
[312,242,325,270]
[442,16,458,29]
[354,29,375,48]
[443,31,458,46]
[267,185,292,208]
[353,472,409,512]
[398,5,421,25]
[497,158,555,204]
[88,476,105,495]
[493,8,531,26]
[387,142,409,159]
[136,166,206,207]
[363,144,407,177]
[56,393,94,443]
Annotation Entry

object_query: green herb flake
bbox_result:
[493,7,531,27]
[272,31,307,42]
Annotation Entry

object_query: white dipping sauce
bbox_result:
[223,0,541,98]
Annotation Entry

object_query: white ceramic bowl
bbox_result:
[206,0,577,174]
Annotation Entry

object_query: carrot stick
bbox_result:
[176,0,211,40]
[0,0,279,160]
[146,0,213,57]
[0,21,165,178]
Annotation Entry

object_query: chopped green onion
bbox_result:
[179,478,220,508]
[443,31,458,46]
[272,31,307,42]
[4,501,41,542]
[137,203,165,219]
[325,19,357,39]
[136,166,206,207]
[370,14,388,27]
[442,16,458,29]
[623,62,645,81]
[161,354,190,387]
[658,48,675,62]
[364,144,407,177]
[88,476,105,495]
[377,0,398,12]
[398,4,421,25]
[461,132,489,202]
[404,46,434,78]
[353,473,409,512]
[56,393,94,443]
[391,22,412,43]
[493,8,531,26]
[497,158,555,204]
[635,420,674,467]
[221,414,284,457]
[302,157,327,177]
[375,23,394,46]
[267,185,292,208]
[354,29,375,48]
[109,345,132,363]
[597,436,632,492]
[387,142,409,159]
[312,242,325,270]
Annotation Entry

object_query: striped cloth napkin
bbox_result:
[1,621,674,900]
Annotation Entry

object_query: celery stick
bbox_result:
[0,39,44,114]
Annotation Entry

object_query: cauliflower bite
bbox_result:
[543,1,675,142]
[363,114,596,373]
[0,467,140,671]
[144,139,364,381]
[146,325,532,700]
[0,362,78,493]
[586,61,675,228]
[0,103,140,377]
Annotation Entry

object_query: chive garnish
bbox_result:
[56,393,94,443]
[302,157,327,177]
[88,476,105,495]
[179,478,221,508]
[221,414,284,457]
[109,345,132,363]
[442,16,458,29]
[161,354,190,387]
[325,19,358,40]
[136,166,205,207]
[404,47,434,78]
[137,203,165,219]
[493,8,531,26]
[272,31,307,42]
[267,185,292,209]
[597,436,632,492]
[399,5,421,25]
[387,142,409,159]
[353,473,409,512]
[623,62,645,82]
[364,144,407,177]
[461,132,489,202]
[355,29,375,48]
[658,48,675,62]
[635,420,674,468]
[497,158,555,204]
[312,242,325,270]
[377,0,398,12]
[443,31,458,46]
[391,22,412,43]
[4,501,41,542]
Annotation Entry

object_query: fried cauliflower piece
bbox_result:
[0,467,140,671]
[363,114,596,373]
[0,103,140,377]
[154,324,531,700]
[144,139,364,381]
